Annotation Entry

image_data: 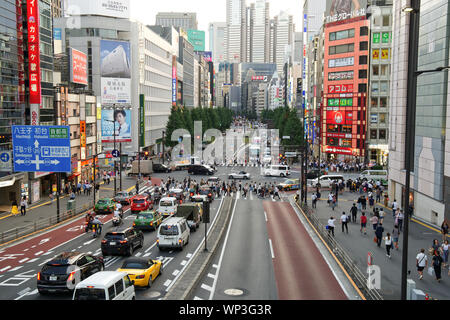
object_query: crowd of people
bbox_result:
[309,159,376,173]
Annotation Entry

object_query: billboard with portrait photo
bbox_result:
[101,108,132,143]
[325,0,367,24]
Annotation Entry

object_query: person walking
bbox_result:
[432,250,443,283]
[20,197,27,216]
[340,212,349,234]
[441,240,449,268]
[350,203,358,223]
[375,223,384,248]
[392,199,399,218]
[311,193,317,208]
[392,225,400,250]
[384,233,392,258]
[416,248,427,280]
[379,208,385,224]
[441,220,449,243]
[360,212,367,235]
[371,214,379,231]
[11,200,19,217]
[327,217,336,237]
[331,194,337,211]
[396,210,404,232]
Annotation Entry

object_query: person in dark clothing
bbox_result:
[432,250,443,282]
[375,223,384,248]
[350,203,358,223]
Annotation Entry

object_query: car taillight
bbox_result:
[136,275,145,279]
[120,240,127,244]
[101,240,107,244]
[37,272,41,281]
[150,222,153,226]
[178,239,182,245]
[133,223,136,226]
[68,271,76,282]
[208,193,212,197]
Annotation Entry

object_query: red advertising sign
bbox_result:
[328,84,353,94]
[324,146,353,155]
[27,0,41,105]
[71,48,88,85]
[326,111,353,125]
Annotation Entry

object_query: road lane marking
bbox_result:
[207,273,216,279]
[163,279,172,287]
[201,283,212,292]
[264,211,268,222]
[172,269,180,276]
[268,239,275,259]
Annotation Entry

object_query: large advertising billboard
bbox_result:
[66,0,130,19]
[27,0,42,106]
[325,0,367,24]
[101,109,132,143]
[70,48,88,85]
[100,40,131,105]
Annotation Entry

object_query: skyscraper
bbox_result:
[155,12,198,30]
[209,22,227,68]
[272,11,294,75]
[249,0,270,63]
[225,0,247,63]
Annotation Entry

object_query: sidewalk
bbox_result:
[307,190,449,300]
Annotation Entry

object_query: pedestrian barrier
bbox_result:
[294,199,384,300]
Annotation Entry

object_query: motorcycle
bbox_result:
[92,223,102,238]
[112,215,122,227]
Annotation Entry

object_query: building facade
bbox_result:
[155,12,198,30]
[225,0,247,63]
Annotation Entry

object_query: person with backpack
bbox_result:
[416,248,428,280]
[350,203,358,223]
[375,223,384,248]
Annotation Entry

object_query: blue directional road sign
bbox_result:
[12,125,71,173]
[111,149,120,158]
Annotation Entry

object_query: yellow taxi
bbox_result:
[277,179,300,191]
[116,257,162,288]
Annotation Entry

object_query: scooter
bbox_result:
[112,215,122,227]
[92,224,102,238]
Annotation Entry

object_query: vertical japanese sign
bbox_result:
[27,0,42,107]
[172,55,177,106]
[16,0,25,105]
[139,94,145,147]
[80,120,86,160]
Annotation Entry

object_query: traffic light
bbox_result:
[144,151,149,156]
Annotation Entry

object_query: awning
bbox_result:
[0,176,16,188]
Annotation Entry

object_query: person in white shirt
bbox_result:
[340,212,349,234]
[311,193,317,208]
[327,217,336,237]
[385,233,392,258]
[416,248,428,280]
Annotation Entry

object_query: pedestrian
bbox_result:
[441,220,449,243]
[327,217,336,237]
[392,199,399,218]
[361,196,367,210]
[396,210,404,232]
[385,233,392,258]
[311,193,317,208]
[11,200,19,217]
[20,196,27,216]
[328,193,333,206]
[432,250,443,282]
[379,208,385,224]
[273,186,280,200]
[431,239,440,256]
[340,212,349,234]
[371,214,379,231]
[350,203,358,223]
[331,194,337,211]
[441,240,449,268]
[416,248,427,280]
[375,223,384,248]
[392,225,400,250]
[360,212,367,234]
[70,191,76,200]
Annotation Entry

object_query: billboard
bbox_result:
[100,40,131,105]
[101,109,132,143]
[70,48,88,85]
[27,0,42,106]
[325,0,367,24]
[66,0,130,19]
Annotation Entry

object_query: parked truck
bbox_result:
[127,160,153,177]
[175,203,202,231]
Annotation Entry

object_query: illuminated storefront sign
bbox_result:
[27,0,42,106]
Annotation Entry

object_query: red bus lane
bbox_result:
[0,179,160,275]
[263,201,348,300]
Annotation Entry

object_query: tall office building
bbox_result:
[156,12,198,30]
[248,0,270,63]
[209,22,226,68]
[272,11,294,75]
[225,0,247,63]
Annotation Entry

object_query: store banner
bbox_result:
[27,0,42,105]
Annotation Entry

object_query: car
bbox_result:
[133,210,163,231]
[153,163,172,173]
[228,171,250,180]
[73,271,135,300]
[198,186,215,202]
[101,228,144,256]
[207,177,220,184]
[94,198,116,214]
[116,257,163,288]
[277,179,300,191]
[114,191,134,205]
[130,194,153,214]
[310,175,344,188]
[306,169,326,180]
[167,188,186,204]
[188,164,214,175]
[37,252,104,294]
[157,197,178,217]
[264,165,290,177]
[191,194,208,203]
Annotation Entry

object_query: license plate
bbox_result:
[49,276,57,281]
[110,242,116,245]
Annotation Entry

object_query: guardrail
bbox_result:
[0,202,91,246]
[294,200,384,300]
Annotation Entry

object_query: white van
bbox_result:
[157,197,178,218]
[72,271,135,300]
[310,175,344,188]
[359,170,388,184]
[264,165,290,177]
[157,217,190,251]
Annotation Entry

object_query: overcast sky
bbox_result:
[130,0,302,49]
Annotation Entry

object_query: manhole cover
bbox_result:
[224,288,244,296]
[143,290,162,298]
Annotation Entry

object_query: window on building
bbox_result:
[379,113,387,124]
[371,97,378,108]
[360,41,368,51]
[359,55,368,65]
[380,97,387,108]
[380,64,389,76]
[380,81,388,93]
[329,43,354,55]
[360,26,369,36]
[383,15,390,26]
[371,82,379,94]
[359,69,368,79]
[379,129,386,140]
[373,65,379,76]
[358,83,367,93]
[370,129,378,139]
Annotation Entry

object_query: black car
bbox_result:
[188,164,214,175]
[37,252,104,294]
[101,227,144,256]
[153,163,171,173]
[198,186,214,202]
[306,169,326,180]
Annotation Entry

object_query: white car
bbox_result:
[191,194,208,203]
[228,171,251,180]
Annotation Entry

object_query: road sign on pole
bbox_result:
[0,151,12,172]
[12,126,71,173]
